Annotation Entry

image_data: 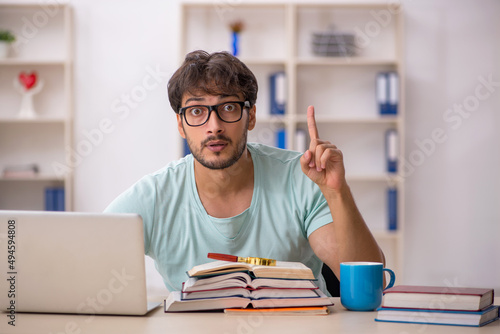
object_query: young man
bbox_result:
[105,50,384,294]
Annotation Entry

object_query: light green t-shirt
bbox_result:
[105,143,333,293]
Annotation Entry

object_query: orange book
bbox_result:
[224,306,330,315]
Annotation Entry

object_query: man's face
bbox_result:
[177,93,256,170]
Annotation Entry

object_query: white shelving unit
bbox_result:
[0,3,73,211]
[180,2,405,278]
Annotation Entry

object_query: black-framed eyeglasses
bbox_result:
[178,101,250,127]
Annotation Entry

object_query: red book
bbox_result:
[382,285,494,311]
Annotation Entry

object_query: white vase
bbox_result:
[0,41,9,58]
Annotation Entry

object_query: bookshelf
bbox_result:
[0,3,73,211]
[180,2,405,279]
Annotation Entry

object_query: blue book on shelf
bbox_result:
[385,129,398,173]
[276,128,286,149]
[270,72,286,115]
[387,187,397,231]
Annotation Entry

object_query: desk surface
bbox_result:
[2,297,498,334]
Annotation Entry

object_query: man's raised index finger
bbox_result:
[307,105,319,140]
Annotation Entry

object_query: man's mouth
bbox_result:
[206,140,227,152]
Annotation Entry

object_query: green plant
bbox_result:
[0,30,16,43]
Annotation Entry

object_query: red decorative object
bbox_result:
[19,72,37,90]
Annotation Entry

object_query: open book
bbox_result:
[164,289,333,312]
[187,260,315,280]
[182,271,318,293]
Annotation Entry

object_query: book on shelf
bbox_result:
[224,305,329,315]
[381,285,495,311]
[2,163,39,178]
[375,305,499,327]
[187,259,316,280]
[164,289,332,312]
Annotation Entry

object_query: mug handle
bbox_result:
[382,268,396,291]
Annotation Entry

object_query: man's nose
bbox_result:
[205,109,224,134]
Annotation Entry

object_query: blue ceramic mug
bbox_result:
[340,262,396,311]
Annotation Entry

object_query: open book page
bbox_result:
[187,260,315,280]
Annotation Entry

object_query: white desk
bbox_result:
[1,297,498,334]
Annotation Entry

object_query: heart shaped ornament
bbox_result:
[19,72,37,90]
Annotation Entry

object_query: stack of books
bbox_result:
[375,285,499,327]
[164,260,333,314]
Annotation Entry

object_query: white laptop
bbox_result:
[0,210,160,315]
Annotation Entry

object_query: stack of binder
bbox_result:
[312,31,357,57]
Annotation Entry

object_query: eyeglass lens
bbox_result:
[184,102,243,126]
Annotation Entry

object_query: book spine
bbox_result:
[270,72,286,115]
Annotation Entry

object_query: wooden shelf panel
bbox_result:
[0,175,65,182]
[0,3,73,210]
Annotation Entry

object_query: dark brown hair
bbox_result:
[167,50,258,113]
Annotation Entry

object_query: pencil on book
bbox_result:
[207,253,276,266]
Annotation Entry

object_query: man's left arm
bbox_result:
[300,106,385,279]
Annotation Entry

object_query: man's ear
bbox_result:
[247,105,256,131]
[177,114,186,139]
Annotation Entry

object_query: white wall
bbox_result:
[402,0,500,294]
[68,0,499,294]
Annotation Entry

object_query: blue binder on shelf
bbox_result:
[276,128,286,149]
[385,129,398,173]
[376,72,398,115]
[44,187,65,211]
[270,72,286,115]
[387,72,399,115]
[183,138,191,156]
[387,186,397,231]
